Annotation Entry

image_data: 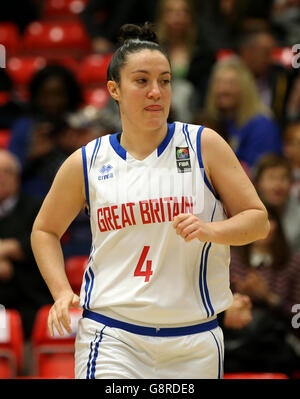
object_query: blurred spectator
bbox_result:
[0,0,41,33]
[80,0,158,53]
[0,68,25,130]
[238,29,295,125]
[155,0,198,79]
[154,0,199,122]
[196,0,273,55]
[283,120,300,199]
[0,149,51,339]
[223,205,300,375]
[254,153,300,252]
[271,0,300,46]
[285,72,300,122]
[200,57,282,169]
[8,64,83,198]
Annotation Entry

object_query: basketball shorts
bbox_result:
[74,311,224,379]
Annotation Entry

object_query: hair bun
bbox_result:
[118,22,159,45]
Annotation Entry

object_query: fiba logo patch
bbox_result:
[176,147,191,173]
[98,164,114,181]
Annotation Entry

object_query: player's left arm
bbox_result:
[173,128,270,245]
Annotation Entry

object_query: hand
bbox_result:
[223,293,252,329]
[173,213,214,242]
[48,291,80,337]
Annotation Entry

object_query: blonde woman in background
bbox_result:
[201,57,282,170]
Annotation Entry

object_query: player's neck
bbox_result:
[120,123,168,160]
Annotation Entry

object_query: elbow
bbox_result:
[259,209,270,239]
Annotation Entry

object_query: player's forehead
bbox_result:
[122,49,171,76]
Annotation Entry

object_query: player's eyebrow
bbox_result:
[131,70,171,75]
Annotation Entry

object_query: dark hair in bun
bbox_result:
[118,22,159,45]
[107,22,170,83]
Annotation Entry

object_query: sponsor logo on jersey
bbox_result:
[176,147,191,173]
[98,164,114,180]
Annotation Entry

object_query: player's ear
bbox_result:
[107,80,120,102]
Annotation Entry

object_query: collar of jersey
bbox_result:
[109,122,176,161]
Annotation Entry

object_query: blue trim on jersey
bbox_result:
[89,137,101,171]
[199,242,210,317]
[184,124,195,153]
[81,146,90,211]
[157,122,176,156]
[203,243,214,316]
[109,123,175,160]
[181,123,190,149]
[210,330,222,379]
[196,127,220,199]
[83,310,218,337]
[83,269,91,310]
[211,201,217,222]
[109,133,126,160]
[83,267,94,310]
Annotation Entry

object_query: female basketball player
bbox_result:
[31,23,269,379]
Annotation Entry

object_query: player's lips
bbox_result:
[144,105,163,111]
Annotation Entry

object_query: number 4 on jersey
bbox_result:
[134,246,153,282]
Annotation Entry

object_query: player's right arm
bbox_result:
[31,148,86,336]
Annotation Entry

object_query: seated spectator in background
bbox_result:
[0,149,51,339]
[238,29,295,125]
[254,153,300,252]
[8,64,83,199]
[156,0,197,80]
[80,0,158,53]
[223,205,300,376]
[283,121,300,200]
[201,57,282,169]
[0,68,25,130]
[155,0,199,122]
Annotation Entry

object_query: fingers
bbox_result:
[173,214,200,241]
[48,294,77,337]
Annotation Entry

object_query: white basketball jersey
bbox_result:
[80,122,233,327]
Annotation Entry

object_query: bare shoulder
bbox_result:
[200,127,243,175]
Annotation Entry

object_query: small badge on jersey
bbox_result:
[176,147,191,173]
[98,164,114,181]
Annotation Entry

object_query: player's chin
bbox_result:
[145,113,168,129]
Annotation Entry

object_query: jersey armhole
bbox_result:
[81,146,90,214]
[196,126,220,200]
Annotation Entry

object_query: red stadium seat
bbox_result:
[65,255,89,295]
[0,308,24,378]
[7,56,47,86]
[0,22,20,56]
[22,20,91,59]
[43,0,89,19]
[77,53,113,87]
[31,304,82,378]
[223,372,289,379]
[0,129,11,149]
